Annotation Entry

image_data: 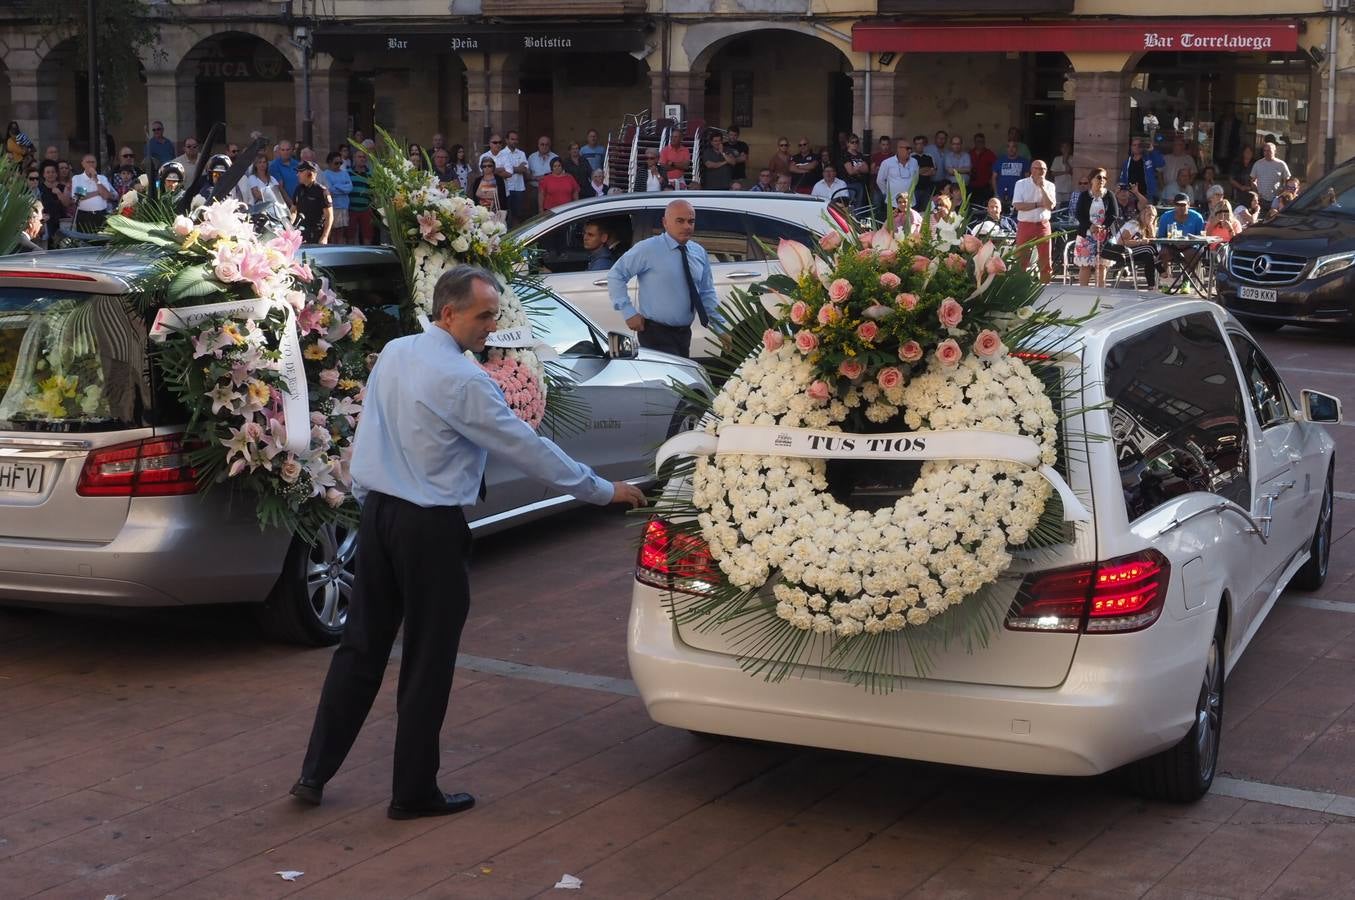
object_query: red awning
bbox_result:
[852,20,1299,54]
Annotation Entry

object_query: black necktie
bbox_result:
[677,242,709,327]
[479,473,487,502]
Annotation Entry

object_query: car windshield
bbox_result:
[0,287,150,432]
[1288,165,1355,216]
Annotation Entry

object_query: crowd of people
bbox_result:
[6,112,1303,279]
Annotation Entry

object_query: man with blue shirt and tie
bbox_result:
[607,199,720,358]
[292,266,645,820]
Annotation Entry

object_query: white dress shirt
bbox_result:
[1012,177,1057,223]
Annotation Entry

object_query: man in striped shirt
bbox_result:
[347,149,374,245]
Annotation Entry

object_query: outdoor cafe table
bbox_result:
[1152,234,1223,296]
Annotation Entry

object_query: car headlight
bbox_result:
[1308,251,1355,280]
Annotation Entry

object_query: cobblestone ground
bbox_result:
[2,328,1355,899]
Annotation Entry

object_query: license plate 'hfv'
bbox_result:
[1239,285,1278,302]
[0,461,43,494]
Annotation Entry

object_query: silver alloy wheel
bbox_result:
[306,525,356,629]
[1195,638,1222,783]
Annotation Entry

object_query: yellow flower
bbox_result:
[28,389,67,419]
[39,374,80,398]
[349,317,365,341]
[220,322,246,346]
[246,380,271,407]
[319,308,333,326]
[303,344,328,361]
[338,378,361,390]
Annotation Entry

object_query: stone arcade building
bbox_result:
[0,1,1350,182]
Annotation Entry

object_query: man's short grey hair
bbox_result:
[430,265,499,319]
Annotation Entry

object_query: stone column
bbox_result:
[307,68,348,153]
[142,69,183,151]
[851,69,900,144]
[6,67,58,153]
[1067,70,1131,178]
[649,70,706,126]
[462,53,520,155]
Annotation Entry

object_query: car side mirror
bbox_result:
[1301,389,1342,424]
[607,331,639,359]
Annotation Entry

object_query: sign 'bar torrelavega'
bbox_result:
[852,20,1299,54]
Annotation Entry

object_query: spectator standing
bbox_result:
[1172,167,1200,208]
[923,130,947,192]
[527,136,559,210]
[37,160,70,248]
[110,147,141,196]
[869,136,893,178]
[811,164,851,203]
[909,136,936,210]
[470,158,508,216]
[1011,158,1056,283]
[1119,139,1160,204]
[1250,142,1291,206]
[70,154,113,232]
[968,133,996,206]
[495,131,530,224]
[563,143,593,196]
[1008,127,1032,161]
[408,143,427,171]
[537,157,579,211]
[326,152,352,245]
[724,127,749,182]
[659,131,691,189]
[587,168,608,198]
[841,135,870,207]
[641,150,667,192]
[451,145,472,192]
[1234,190,1262,228]
[992,140,1030,211]
[1199,166,1222,207]
[347,151,374,244]
[876,141,918,211]
[246,152,287,212]
[430,133,447,156]
[748,168,774,193]
[172,137,201,173]
[1073,168,1117,288]
[431,148,454,187]
[270,141,301,197]
[768,137,792,181]
[478,135,502,167]
[1229,145,1257,203]
[580,129,606,173]
[145,122,175,167]
[1048,141,1075,204]
[1160,136,1197,191]
[789,138,819,194]
[292,160,333,244]
[337,144,352,171]
[940,135,972,195]
[701,133,734,190]
[607,199,720,358]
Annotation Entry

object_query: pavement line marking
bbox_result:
[456,653,639,696]
[1282,596,1355,614]
[1276,366,1355,378]
[1213,777,1355,818]
[1336,491,1355,501]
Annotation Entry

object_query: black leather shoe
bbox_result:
[387,791,475,820]
[289,777,323,806]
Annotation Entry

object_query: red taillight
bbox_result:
[76,435,199,497]
[0,270,97,281]
[636,518,719,594]
[1005,550,1170,634]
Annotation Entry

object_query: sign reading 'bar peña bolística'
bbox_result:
[314,26,643,55]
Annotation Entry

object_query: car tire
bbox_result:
[1293,466,1334,591]
[1237,315,1283,333]
[257,524,357,646]
[1128,617,1224,803]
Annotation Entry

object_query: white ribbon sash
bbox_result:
[149,298,309,454]
[658,424,1090,522]
[416,313,558,361]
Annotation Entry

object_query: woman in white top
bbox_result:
[70,154,112,232]
[245,153,289,216]
[1103,205,1160,290]
[1049,141,1075,204]
[1233,190,1262,228]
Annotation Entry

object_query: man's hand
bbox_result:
[626,314,645,331]
[610,481,648,508]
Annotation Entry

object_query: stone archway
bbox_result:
[175,30,297,148]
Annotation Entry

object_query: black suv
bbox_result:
[1218,158,1355,331]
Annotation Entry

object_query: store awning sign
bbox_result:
[314,27,646,55]
[853,20,1299,54]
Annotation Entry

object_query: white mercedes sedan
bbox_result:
[628,287,1339,802]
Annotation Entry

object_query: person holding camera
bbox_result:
[70,154,113,233]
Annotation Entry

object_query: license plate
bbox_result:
[0,461,43,494]
[1239,285,1278,303]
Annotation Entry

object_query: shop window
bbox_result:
[1257,98,1289,120]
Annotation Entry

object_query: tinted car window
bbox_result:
[1229,334,1291,429]
[689,210,754,263]
[748,216,816,260]
[326,263,406,351]
[1105,313,1251,520]
[531,294,601,358]
[1287,163,1355,215]
[532,213,638,274]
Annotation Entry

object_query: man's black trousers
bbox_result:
[300,491,471,806]
[637,319,692,358]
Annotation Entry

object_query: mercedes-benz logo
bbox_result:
[1252,254,1272,277]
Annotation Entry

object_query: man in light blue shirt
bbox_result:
[295,266,644,820]
[607,199,720,358]
[269,140,301,198]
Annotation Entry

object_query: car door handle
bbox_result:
[724,271,761,279]
[1159,501,1268,543]
[592,278,609,286]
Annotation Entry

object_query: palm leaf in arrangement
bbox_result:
[0,157,36,257]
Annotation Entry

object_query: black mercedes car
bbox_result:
[1218,158,1355,331]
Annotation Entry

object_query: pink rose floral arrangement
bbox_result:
[482,356,546,430]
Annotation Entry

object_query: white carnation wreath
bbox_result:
[692,343,1059,637]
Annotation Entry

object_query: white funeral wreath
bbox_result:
[689,342,1060,637]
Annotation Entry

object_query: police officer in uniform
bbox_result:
[291,266,646,819]
[292,159,332,244]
